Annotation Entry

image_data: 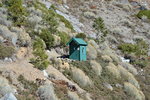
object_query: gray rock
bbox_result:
[0,25,18,45]
[56,10,84,33]
[103,83,113,91]
[0,93,17,100]
[0,36,4,43]
[83,11,96,19]
[4,58,13,63]
[0,77,15,96]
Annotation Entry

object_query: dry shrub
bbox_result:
[87,44,97,60]
[38,83,58,100]
[106,63,121,79]
[118,65,140,89]
[124,82,145,100]
[68,91,83,100]
[121,62,138,75]
[90,60,102,76]
[101,55,113,62]
[72,67,92,87]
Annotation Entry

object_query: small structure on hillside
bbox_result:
[67,38,87,61]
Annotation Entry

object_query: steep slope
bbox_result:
[0,0,150,100]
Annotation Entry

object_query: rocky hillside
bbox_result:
[0,0,150,100]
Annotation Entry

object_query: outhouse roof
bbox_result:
[67,38,87,46]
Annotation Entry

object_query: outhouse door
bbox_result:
[80,46,86,61]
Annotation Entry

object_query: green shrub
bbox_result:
[17,75,38,99]
[50,4,57,11]
[30,38,49,70]
[0,3,3,7]
[135,39,149,56]
[0,43,15,59]
[118,39,149,56]
[75,33,86,40]
[137,10,150,19]
[57,14,74,31]
[40,29,54,49]
[93,17,109,38]
[43,10,58,34]
[118,43,138,53]
[4,0,28,26]
[58,32,70,46]
[133,59,148,68]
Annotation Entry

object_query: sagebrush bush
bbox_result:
[90,60,102,76]
[118,43,138,53]
[11,27,31,47]
[68,91,81,100]
[124,82,145,100]
[27,7,42,17]
[3,0,28,26]
[57,14,74,31]
[118,65,140,89]
[18,75,38,94]
[42,9,58,34]
[27,15,42,28]
[0,17,12,27]
[0,43,15,59]
[121,62,138,75]
[106,63,121,79]
[0,3,2,7]
[39,29,54,49]
[30,38,49,70]
[75,33,86,40]
[58,31,69,46]
[72,67,92,87]
[101,55,113,62]
[0,25,18,45]
[87,44,97,60]
[88,40,99,49]
[118,39,149,56]
[0,76,15,96]
[38,83,58,100]
[137,10,150,19]
[132,59,149,68]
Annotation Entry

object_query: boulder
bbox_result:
[103,83,113,91]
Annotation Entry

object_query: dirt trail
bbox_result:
[0,57,45,82]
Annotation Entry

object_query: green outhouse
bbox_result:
[67,38,87,61]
